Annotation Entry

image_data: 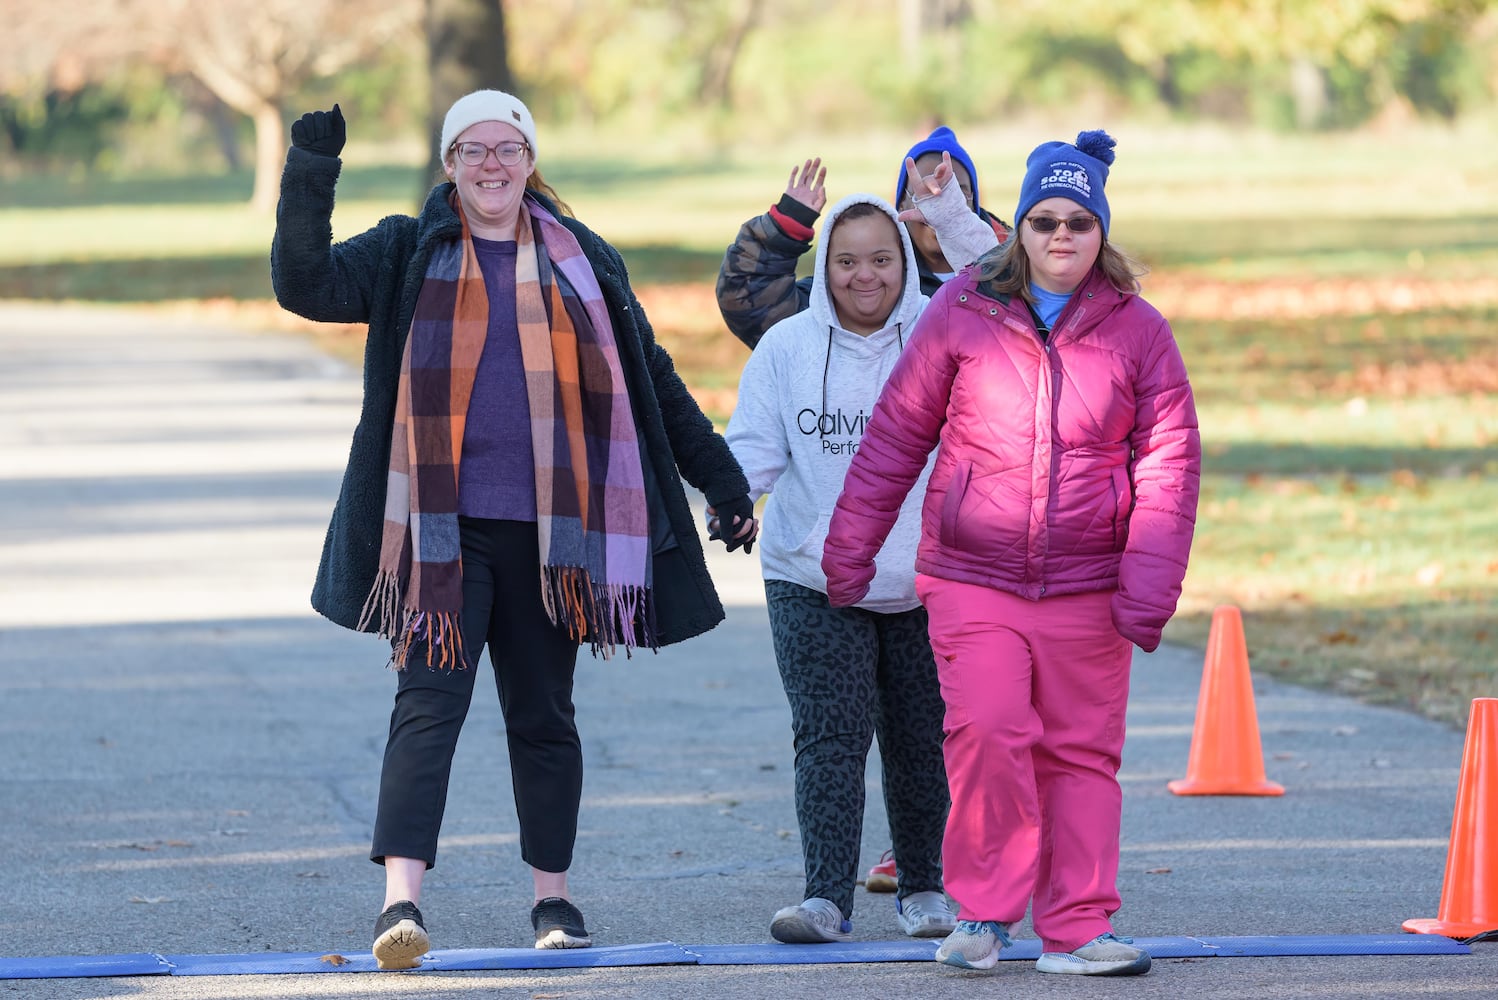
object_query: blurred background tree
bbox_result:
[1,0,1494,208]
[424,0,513,190]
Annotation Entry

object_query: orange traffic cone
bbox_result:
[1403,697,1498,939]
[1168,605,1285,796]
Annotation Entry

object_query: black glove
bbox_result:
[290,104,346,158]
[709,495,757,554]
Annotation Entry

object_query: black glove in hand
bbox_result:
[710,495,757,554]
[290,104,346,158]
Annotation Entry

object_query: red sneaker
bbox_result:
[864,849,897,893]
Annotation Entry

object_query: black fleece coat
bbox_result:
[270,147,748,648]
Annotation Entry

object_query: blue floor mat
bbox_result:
[685,934,1471,965]
[0,934,1471,979]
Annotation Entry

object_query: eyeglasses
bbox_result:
[1026,215,1098,234]
[451,141,530,167]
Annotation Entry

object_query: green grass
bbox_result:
[3,122,1495,729]
[1171,306,1498,727]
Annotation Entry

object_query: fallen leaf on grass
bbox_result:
[1322,630,1359,645]
[319,954,348,966]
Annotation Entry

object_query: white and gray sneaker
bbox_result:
[896,890,958,938]
[1036,932,1152,976]
[934,919,1012,970]
[770,897,852,943]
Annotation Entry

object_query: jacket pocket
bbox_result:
[939,461,973,549]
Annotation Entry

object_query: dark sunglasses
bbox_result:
[1027,215,1098,234]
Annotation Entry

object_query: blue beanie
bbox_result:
[1014,130,1117,236]
[896,126,980,215]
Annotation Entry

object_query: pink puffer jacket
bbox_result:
[822,265,1200,651]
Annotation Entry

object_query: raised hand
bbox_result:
[784,157,827,213]
[897,151,953,223]
[290,104,346,158]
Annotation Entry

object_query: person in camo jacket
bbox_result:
[716,126,1010,350]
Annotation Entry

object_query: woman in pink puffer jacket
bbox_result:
[822,130,1200,978]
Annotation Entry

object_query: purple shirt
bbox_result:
[458,237,536,520]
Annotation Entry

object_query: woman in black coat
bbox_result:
[272,91,756,969]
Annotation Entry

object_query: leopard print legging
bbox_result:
[765,578,949,920]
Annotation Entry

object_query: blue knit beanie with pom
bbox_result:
[1014,130,1116,236]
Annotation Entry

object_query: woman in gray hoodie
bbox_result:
[723,195,954,944]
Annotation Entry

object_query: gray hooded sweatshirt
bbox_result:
[725,194,931,613]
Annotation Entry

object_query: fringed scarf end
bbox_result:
[541,566,656,659]
[357,568,404,638]
[389,610,466,671]
[362,573,465,671]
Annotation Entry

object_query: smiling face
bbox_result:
[826,209,905,336]
[1019,196,1103,294]
[443,120,535,238]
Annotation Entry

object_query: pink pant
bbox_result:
[916,575,1133,953]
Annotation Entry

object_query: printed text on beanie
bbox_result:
[1014,130,1116,236]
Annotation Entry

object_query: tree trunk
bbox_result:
[423,0,512,200]
[699,0,763,109]
[250,101,285,214]
[183,45,285,213]
[1290,56,1328,130]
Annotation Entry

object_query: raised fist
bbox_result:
[291,104,346,158]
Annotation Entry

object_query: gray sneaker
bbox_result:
[896,890,958,938]
[1036,932,1152,975]
[770,897,852,943]
[934,919,1012,970]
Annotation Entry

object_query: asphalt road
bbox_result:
[1,302,1492,999]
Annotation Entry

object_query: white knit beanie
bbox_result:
[439,90,538,163]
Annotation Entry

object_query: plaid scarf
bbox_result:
[359,193,653,667]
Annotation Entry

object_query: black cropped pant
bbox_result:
[370,518,582,873]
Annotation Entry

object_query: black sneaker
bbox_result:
[372,899,429,970]
[531,896,592,949]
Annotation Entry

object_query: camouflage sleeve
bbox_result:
[715,209,814,350]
